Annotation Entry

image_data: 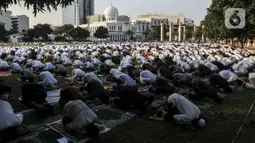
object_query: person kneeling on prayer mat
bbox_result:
[80,73,109,104]
[118,73,137,88]
[192,64,213,77]
[20,69,35,82]
[173,73,193,87]
[209,73,232,93]
[32,60,45,73]
[59,86,86,108]
[0,61,10,71]
[113,86,154,112]
[44,62,55,73]
[71,69,86,82]
[219,70,243,86]
[55,64,67,77]
[140,70,157,85]
[62,100,100,137]
[99,59,116,74]
[189,80,222,103]
[149,93,206,129]
[11,63,22,74]
[39,71,58,90]
[0,86,24,142]
[244,72,255,89]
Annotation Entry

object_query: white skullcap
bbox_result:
[198,118,206,128]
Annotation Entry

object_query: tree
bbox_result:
[0,24,7,42]
[55,36,66,42]
[69,27,90,41]
[22,29,35,42]
[125,30,135,40]
[1,0,75,16]
[94,26,109,39]
[203,0,255,48]
[54,24,74,35]
[143,29,151,41]
[185,26,193,40]
[33,24,53,41]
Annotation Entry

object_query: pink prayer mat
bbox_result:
[0,71,11,77]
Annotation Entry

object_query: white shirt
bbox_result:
[110,69,122,79]
[104,59,115,66]
[72,69,86,79]
[32,61,44,68]
[168,93,201,125]
[39,71,57,86]
[73,60,84,67]
[63,100,98,131]
[84,72,103,85]
[140,70,157,84]
[0,100,23,130]
[219,70,238,83]
[119,74,136,87]
[0,61,9,69]
[205,62,219,72]
[44,63,55,71]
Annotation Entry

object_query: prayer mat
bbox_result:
[92,105,133,128]
[11,127,74,143]
[191,100,214,110]
[0,71,11,76]
[21,109,63,131]
[8,97,28,112]
[47,120,110,143]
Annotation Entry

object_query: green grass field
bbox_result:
[1,74,255,143]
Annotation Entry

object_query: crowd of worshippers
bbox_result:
[1,42,255,142]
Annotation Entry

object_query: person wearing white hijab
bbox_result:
[11,63,22,74]
[39,71,58,89]
[140,70,157,84]
[118,73,137,87]
[84,72,103,85]
[71,69,86,82]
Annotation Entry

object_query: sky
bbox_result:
[9,0,211,28]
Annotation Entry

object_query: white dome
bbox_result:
[104,5,119,21]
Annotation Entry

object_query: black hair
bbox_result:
[86,123,99,138]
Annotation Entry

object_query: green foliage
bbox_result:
[69,27,90,41]
[0,0,75,16]
[32,24,53,41]
[125,30,135,40]
[147,25,168,41]
[0,24,7,42]
[53,24,74,35]
[142,29,151,41]
[22,29,35,42]
[203,0,255,47]
[94,26,109,39]
[55,36,66,42]
[185,26,194,39]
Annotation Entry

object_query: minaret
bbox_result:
[178,22,182,42]
[75,0,80,26]
[169,22,173,41]
[160,23,164,41]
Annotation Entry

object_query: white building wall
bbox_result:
[13,15,29,32]
[0,10,12,31]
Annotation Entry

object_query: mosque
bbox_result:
[79,5,192,41]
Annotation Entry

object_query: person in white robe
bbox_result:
[205,62,219,72]
[11,63,22,74]
[244,72,255,89]
[149,93,206,128]
[110,69,123,80]
[39,71,58,89]
[118,73,137,87]
[140,70,157,84]
[219,70,239,83]
[32,60,45,72]
[44,62,55,73]
[71,69,86,82]
[84,72,103,85]
[73,60,84,68]
[0,61,10,71]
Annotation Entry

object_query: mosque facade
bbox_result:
[79,5,192,41]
